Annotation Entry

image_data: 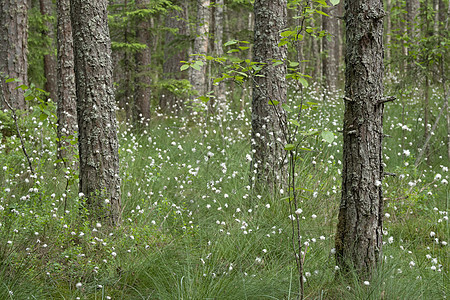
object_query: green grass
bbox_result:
[0,81,448,299]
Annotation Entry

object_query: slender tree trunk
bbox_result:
[213,0,225,106]
[335,0,385,278]
[189,0,210,97]
[385,0,391,64]
[70,0,121,225]
[134,0,152,122]
[40,0,58,101]
[251,0,288,191]
[56,0,77,162]
[322,2,338,90]
[161,5,188,113]
[0,0,28,110]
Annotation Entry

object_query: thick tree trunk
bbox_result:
[56,0,77,163]
[40,0,58,101]
[70,0,121,225]
[134,0,152,122]
[0,0,28,110]
[335,0,385,278]
[189,0,210,97]
[251,0,288,191]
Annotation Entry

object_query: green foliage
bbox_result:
[27,7,55,88]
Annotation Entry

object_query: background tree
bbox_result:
[335,0,386,277]
[251,0,288,190]
[40,0,57,101]
[70,0,121,225]
[134,0,152,122]
[56,0,77,162]
[189,0,210,97]
[0,0,28,110]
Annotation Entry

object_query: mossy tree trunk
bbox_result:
[335,0,385,278]
[251,0,288,191]
[70,0,122,225]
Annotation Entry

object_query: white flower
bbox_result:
[76,282,82,289]
[295,208,303,215]
[403,149,410,156]
[375,180,382,187]
[434,174,442,180]
[363,281,370,286]
[111,252,117,257]
[430,231,436,237]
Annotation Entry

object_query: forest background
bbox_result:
[0,0,448,299]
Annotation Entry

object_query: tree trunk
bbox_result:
[161,3,189,113]
[251,0,288,191]
[335,0,385,278]
[189,0,210,97]
[56,0,77,163]
[0,0,28,110]
[213,0,226,106]
[70,0,121,225]
[134,0,152,123]
[322,2,338,91]
[40,0,58,101]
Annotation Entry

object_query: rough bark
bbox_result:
[189,0,210,96]
[134,0,152,122]
[70,0,121,225]
[56,0,77,162]
[40,0,58,101]
[0,0,28,110]
[251,0,288,191]
[161,4,189,113]
[335,0,385,277]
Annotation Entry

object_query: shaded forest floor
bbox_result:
[0,81,448,299]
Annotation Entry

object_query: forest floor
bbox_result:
[0,81,448,299]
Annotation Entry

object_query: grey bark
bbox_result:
[251,0,288,191]
[40,0,58,101]
[189,0,210,96]
[70,0,121,225]
[335,0,385,277]
[56,0,77,162]
[135,0,152,122]
[0,0,28,110]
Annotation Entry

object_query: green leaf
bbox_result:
[284,144,295,151]
[180,64,189,71]
[224,40,237,46]
[298,77,309,88]
[239,46,250,50]
[191,63,201,71]
[315,10,330,17]
[273,61,283,67]
[321,130,335,143]
[268,100,279,105]
[39,113,48,121]
[282,103,293,113]
[288,119,300,127]
[330,0,340,5]
[278,39,289,47]
[280,30,293,37]
[289,62,299,67]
